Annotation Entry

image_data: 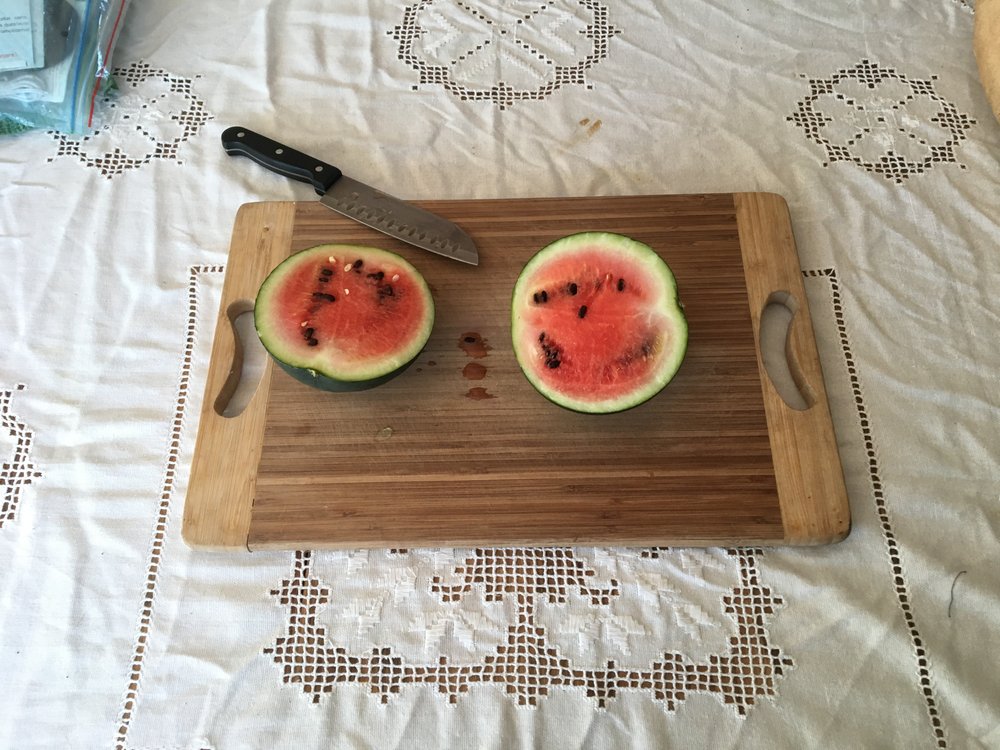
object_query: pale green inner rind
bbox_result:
[511,232,688,413]
[255,244,435,382]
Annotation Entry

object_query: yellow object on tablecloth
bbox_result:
[975,0,1000,122]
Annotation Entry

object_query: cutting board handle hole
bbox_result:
[760,292,817,411]
[214,302,267,418]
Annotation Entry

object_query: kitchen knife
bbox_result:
[221,126,478,266]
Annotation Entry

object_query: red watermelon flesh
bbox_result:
[255,244,434,388]
[511,233,688,413]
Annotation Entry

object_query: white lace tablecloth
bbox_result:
[1,1,998,748]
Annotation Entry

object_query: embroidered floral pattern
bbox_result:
[0,384,42,529]
[389,0,621,108]
[788,59,975,182]
[49,61,212,178]
[264,547,792,713]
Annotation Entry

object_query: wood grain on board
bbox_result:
[182,193,850,550]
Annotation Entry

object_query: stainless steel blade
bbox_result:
[320,177,479,265]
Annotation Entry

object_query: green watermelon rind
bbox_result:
[510,232,689,414]
[272,357,420,392]
[254,243,435,391]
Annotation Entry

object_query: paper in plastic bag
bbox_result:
[0,0,129,134]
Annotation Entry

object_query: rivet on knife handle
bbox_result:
[221,126,342,195]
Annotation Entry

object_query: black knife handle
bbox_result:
[221,126,342,195]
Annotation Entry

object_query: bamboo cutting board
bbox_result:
[183,193,850,550]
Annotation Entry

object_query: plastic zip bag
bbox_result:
[0,0,130,134]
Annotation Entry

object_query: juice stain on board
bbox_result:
[459,332,491,359]
[462,362,487,380]
[465,387,495,401]
[459,332,494,399]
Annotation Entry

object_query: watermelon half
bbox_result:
[255,243,435,391]
[511,232,688,413]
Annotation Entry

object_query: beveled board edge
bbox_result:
[733,192,851,545]
[248,532,787,552]
[181,202,294,549]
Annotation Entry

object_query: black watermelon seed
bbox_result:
[353,259,363,269]
[533,293,540,304]
[568,283,578,295]
[578,305,588,319]
[321,268,333,276]
[465,335,478,344]
[617,278,625,291]
[538,332,546,342]
[547,359,560,368]
[367,271,385,281]
[379,285,394,297]
[312,292,336,302]
[303,327,315,338]
[307,338,319,346]
[541,290,548,303]
[317,277,329,283]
